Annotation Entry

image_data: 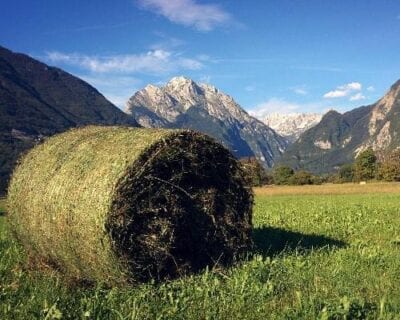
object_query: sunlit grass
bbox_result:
[254,181,400,196]
[1,185,400,319]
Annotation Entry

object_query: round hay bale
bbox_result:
[7,126,253,284]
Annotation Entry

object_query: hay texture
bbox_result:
[7,126,253,284]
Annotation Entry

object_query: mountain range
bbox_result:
[262,112,323,142]
[0,46,137,193]
[280,80,400,173]
[1,45,400,191]
[126,76,288,167]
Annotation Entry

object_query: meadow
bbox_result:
[1,183,400,319]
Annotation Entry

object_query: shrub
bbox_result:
[240,157,272,186]
[354,148,377,181]
[289,170,314,185]
[338,163,354,183]
[379,149,400,181]
[273,165,294,185]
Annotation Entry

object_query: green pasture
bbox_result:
[1,188,400,319]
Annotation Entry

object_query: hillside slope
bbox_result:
[0,46,137,193]
[280,80,400,173]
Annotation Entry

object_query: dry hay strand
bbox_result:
[7,126,253,285]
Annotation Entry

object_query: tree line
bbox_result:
[240,147,400,186]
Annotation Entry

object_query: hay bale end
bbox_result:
[7,126,253,284]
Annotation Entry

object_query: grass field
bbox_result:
[1,183,400,319]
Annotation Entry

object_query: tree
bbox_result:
[289,170,314,185]
[354,148,377,181]
[338,163,354,183]
[273,165,294,185]
[379,149,400,181]
[240,157,272,186]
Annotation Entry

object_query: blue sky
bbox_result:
[1,0,400,117]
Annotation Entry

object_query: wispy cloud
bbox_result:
[290,85,308,96]
[43,22,135,35]
[349,92,366,101]
[367,86,375,92]
[45,49,204,108]
[323,82,362,99]
[45,49,202,74]
[137,0,232,31]
[245,85,255,92]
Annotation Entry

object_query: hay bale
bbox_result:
[7,126,252,284]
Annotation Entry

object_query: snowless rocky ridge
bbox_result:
[126,76,288,167]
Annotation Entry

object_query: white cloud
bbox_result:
[46,50,202,74]
[367,86,375,92]
[137,0,231,31]
[349,92,366,101]
[323,90,348,98]
[293,88,307,95]
[291,85,308,95]
[345,82,362,90]
[323,82,362,99]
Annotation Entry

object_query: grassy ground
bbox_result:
[1,183,400,319]
[254,181,400,196]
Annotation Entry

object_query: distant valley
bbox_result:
[1,45,400,193]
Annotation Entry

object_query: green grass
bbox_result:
[1,191,400,319]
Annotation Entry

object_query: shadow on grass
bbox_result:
[253,226,346,257]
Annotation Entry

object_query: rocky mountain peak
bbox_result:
[166,76,202,94]
[126,77,288,167]
[143,83,160,92]
[262,112,323,142]
[162,76,204,110]
[167,75,194,85]
[200,83,219,94]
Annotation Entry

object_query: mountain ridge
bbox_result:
[262,112,323,142]
[279,80,400,173]
[126,76,288,167]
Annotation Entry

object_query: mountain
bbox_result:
[0,46,138,194]
[262,112,323,142]
[126,76,288,166]
[279,80,400,173]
